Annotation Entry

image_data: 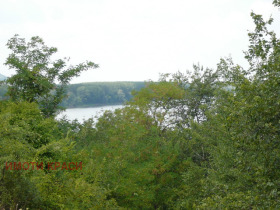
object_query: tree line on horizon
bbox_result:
[0,81,146,108]
[0,1,280,208]
[61,81,145,107]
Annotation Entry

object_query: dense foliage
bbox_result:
[0,1,280,209]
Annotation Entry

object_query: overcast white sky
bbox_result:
[0,0,279,83]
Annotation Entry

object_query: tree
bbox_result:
[90,106,184,209]
[4,34,98,117]
[0,100,119,209]
[183,3,280,208]
[129,67,219,132]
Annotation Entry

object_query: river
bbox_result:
[57,105,124,122]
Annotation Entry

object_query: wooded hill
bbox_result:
[61,81,145,107]
[0,81,145,107]
[0,73,6,81]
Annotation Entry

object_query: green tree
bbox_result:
[179,3,280,208]
[75,105,185,209]
[0,101,120,209]
[4,34,98,117]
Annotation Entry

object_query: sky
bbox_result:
[0,0,279,83]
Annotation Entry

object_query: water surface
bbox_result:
[57,105,123,122]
